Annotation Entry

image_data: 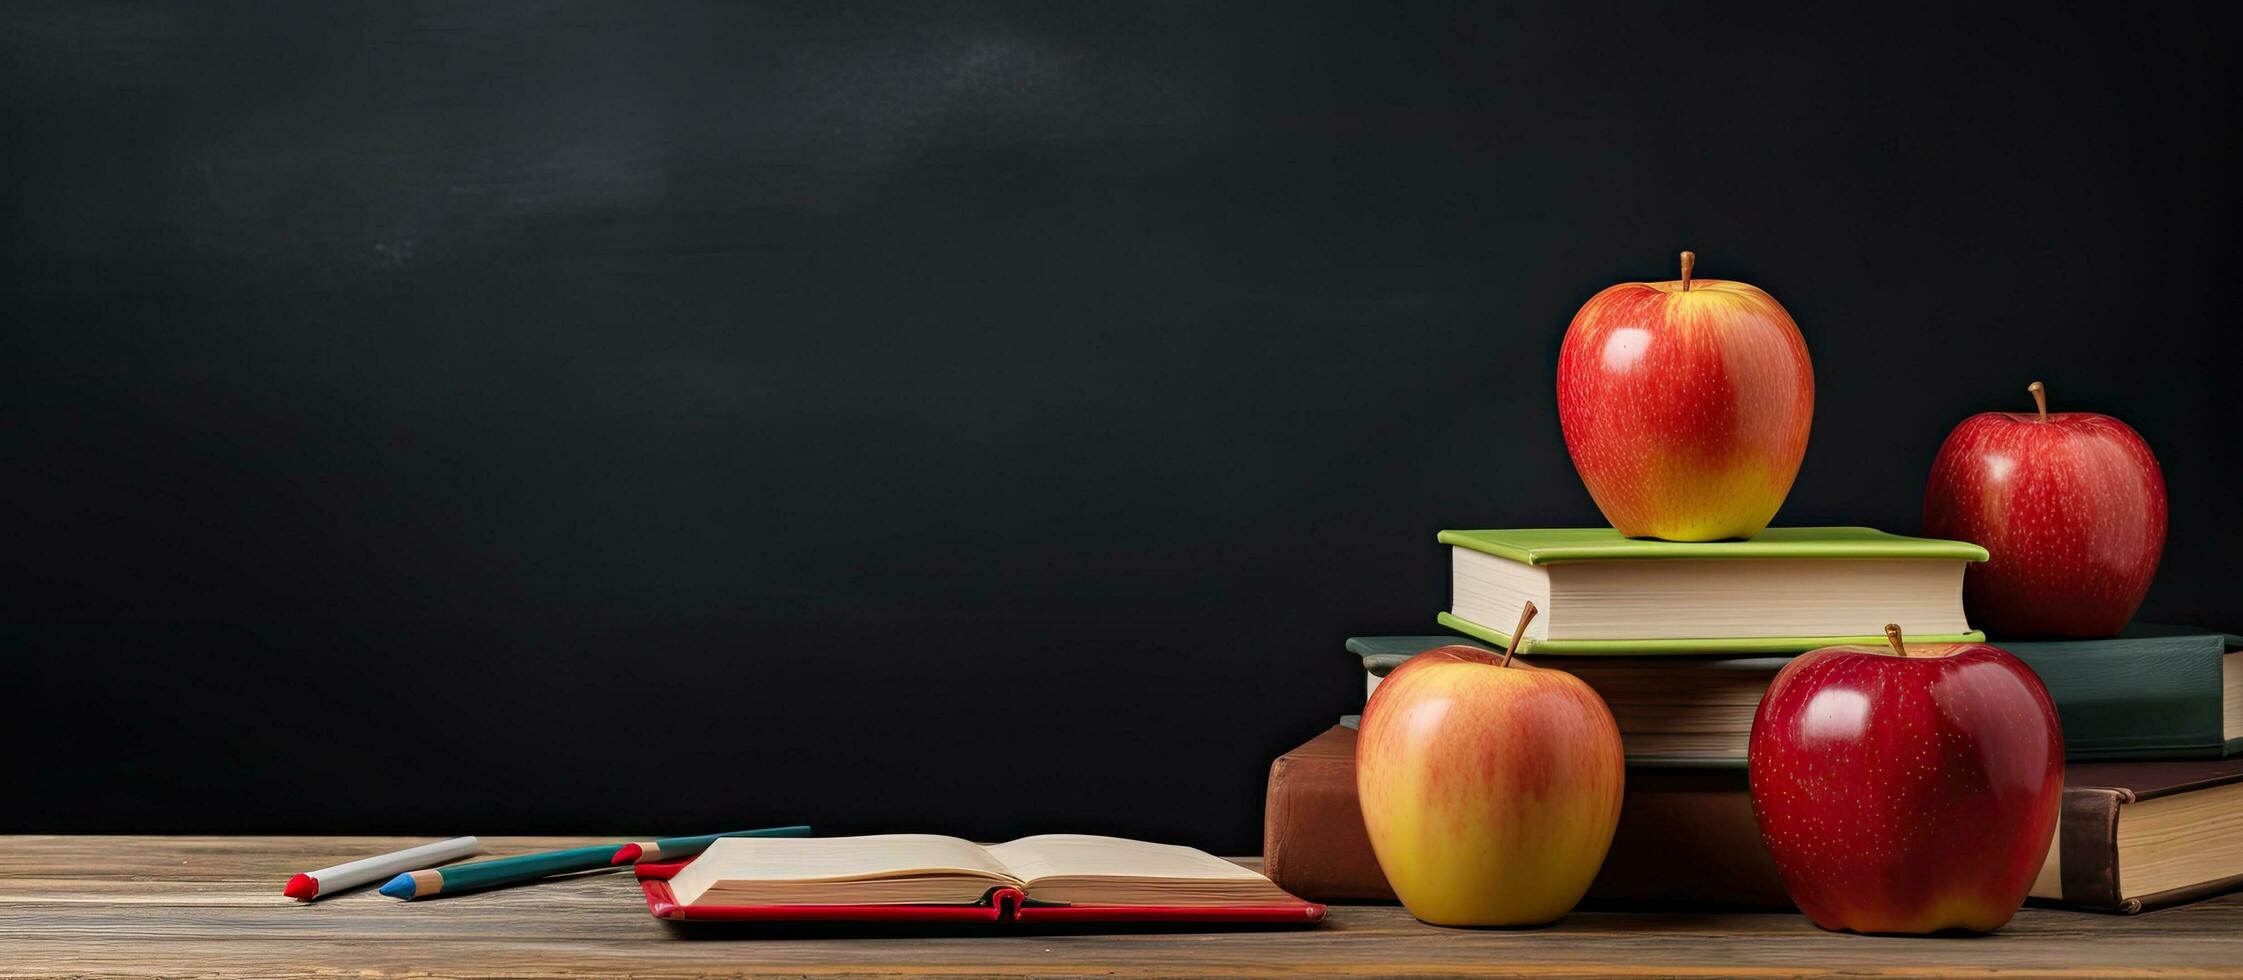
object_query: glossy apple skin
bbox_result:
[1923,409,2166,637]
[1357,645,1625,926]
[1557,277,1813,541]
[1748,642,2063,934]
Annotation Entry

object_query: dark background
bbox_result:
[5,2,2235,851]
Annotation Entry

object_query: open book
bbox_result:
[663,834,1302,909]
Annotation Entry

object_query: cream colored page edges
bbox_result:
[1451,549,1967,640]
[2223,651,2239,741]
[1451,548,1553,638]
[2118,779,2243,899]
[985,835,1261,884]
[667,835,1017,906]
[1553,558,1966,638]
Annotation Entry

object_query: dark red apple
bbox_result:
[1922,381,2166,637]
[1748,626,2063,934]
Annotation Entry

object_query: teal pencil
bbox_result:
[379,843,617,899]
[610,825,813,865]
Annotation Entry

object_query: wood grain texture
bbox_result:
[5,836,2242,978]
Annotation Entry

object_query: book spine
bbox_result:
[1262,746,1395,902]
[2056,787,2135,913]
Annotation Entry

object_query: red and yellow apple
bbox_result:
[1748,626,2063,934]
[1557,252,1814,541]
[1357,609,1625,926]
[1922,381,2166,637]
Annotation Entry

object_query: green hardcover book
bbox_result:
[1349,635,1491,697]
[1352,626,2242,765]
[2003,625,2243,761]
[1438,526,1988,655]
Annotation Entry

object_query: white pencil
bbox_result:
[284,836,483,900]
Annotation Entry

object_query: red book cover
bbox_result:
[634,858,1327,925]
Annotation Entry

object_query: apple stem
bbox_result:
[1679,250,1695,291]
[2028,381,2047,420]
[1884,623,1908,658]
[1501,601,1539,668]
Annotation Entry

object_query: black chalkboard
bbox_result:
[6,2,2235,852]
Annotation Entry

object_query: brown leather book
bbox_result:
[1263,725,1394,901]
[2030,758,2243,913]
[1263,725,1790,907]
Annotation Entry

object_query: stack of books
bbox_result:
[1265,526,2243,913]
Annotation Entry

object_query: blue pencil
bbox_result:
[379,842,618,899]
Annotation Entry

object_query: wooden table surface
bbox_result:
[5,835,2241,978]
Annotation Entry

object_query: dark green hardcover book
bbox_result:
[1351,625,2241,764]
[1348,635,1491,686]
[2002,624,2242,761]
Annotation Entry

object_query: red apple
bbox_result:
[1748,626,2063,934]
[1357,604,1626,926]
[1922,381,2166,637]
[1557,251,1814,541]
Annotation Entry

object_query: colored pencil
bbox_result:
[284,836,482,901]
[380,826,811,899]
[609,824,814,865]
[378,842,619,900]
